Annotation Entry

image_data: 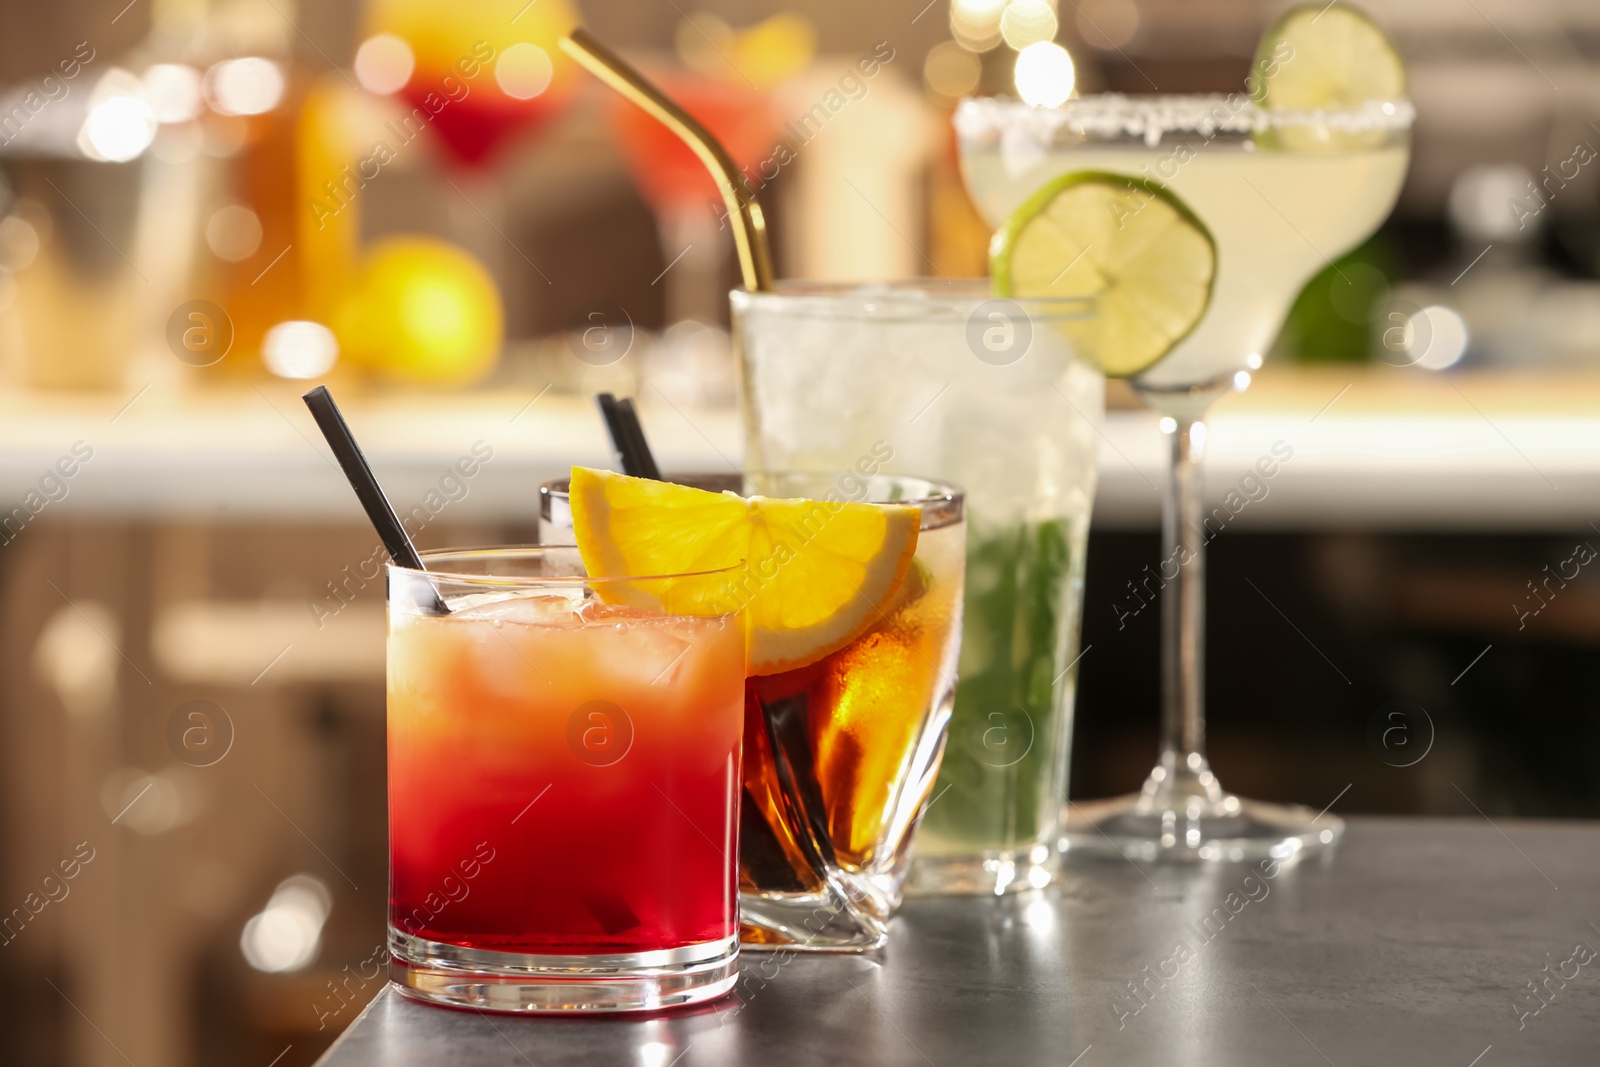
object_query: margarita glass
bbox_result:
[387,548,745,1011]
[956,93,1413,860]
[610,74,776,331]
[364,0,581,167]
[543,472,966,949]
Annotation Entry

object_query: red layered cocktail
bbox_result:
[386,548,745,1012]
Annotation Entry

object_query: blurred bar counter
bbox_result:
[0,367,1594,529]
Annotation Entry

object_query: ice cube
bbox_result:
[453,591,586,626]
[616,625,695,688]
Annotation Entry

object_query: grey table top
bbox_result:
[317,817,1600,1066]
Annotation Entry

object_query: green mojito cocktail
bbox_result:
[922,516,1080,887]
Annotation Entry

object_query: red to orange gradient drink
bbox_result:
[386,548,745,1013]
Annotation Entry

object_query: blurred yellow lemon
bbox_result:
[337,236,503,386]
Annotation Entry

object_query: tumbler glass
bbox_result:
[543,472,965,949]
[387,548,745,1011]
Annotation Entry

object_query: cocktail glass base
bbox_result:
[388,929,739,1013]
[904,844,1058,896]
[738,885,890,953]
[1059,758,1343,863]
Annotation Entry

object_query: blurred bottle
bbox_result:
[0,53,153,389]
[0,177,145,390]
[179,0,353,382]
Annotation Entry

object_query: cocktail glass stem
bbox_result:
[1165,416,1205,764]
[1145,415,1226,825]
[1061,388,1341,862]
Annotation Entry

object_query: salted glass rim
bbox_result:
[388,545,744,588]
[956,93,1416,147]
[731,279,1094,322]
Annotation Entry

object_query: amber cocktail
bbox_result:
[543,472,964,951]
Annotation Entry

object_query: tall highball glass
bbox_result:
[734,282,1103,894]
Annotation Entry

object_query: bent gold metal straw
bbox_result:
[558,27,775,293]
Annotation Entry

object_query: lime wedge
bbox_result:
[1253,3,1404,149]
[991,171,1216,379]
[1254,2,1404,109]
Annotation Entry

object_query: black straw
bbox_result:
[301,386,448,615]
[616,397,662,480]
[595,393,661,479]
[595,392,636,474]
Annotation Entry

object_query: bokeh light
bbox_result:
[206,57,285,116]
[1014,41,1075,107]
[1448,164,1534,242]
[205,205,263,262]
[100,767,194,836]
[262,321,340,379]
[0,215,41,272]
[1414,306,1469,370]
[354,34,416,96]
[82,93,157,162]
[141,64,203,123]
[240,874,332,974]
[924,41,983,101]
[495,42,554,100]
[1001,1,1059,50]
[951,0,1008,52]
[1074,0,1141,50]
